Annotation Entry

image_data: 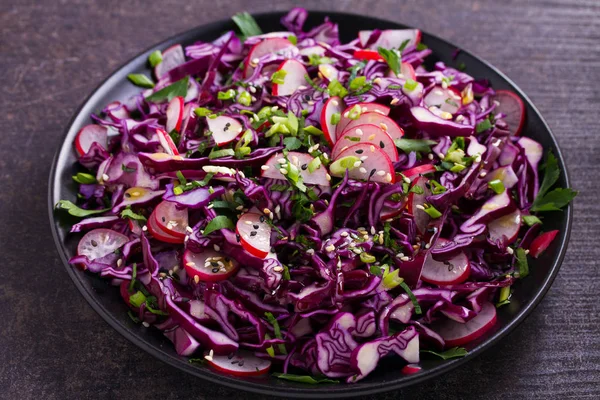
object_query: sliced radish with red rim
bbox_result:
[529,230,559,258]
[424,86,463,114]
[401,164,437,181]
[156,128,179,155]
[421,238,470,285]
[401,364,422,375]
[155,44,185,79]
[105,101,130,121]
[359,29,421,49]
[353,49,383,61]
[488,209,521,244]
[433,302,497,347]
[337,103,390,133]
[330,143,395,184]
[152,200,188,239]
[206,350,271,377]
[318,64,338,82]
[206,115,243,146]
[272,60,308,96]
[166,96,184,132]
[320,96,344,146]
[236,213,271,258]
[333,124,398,162]
[147,213,184,244]
[262,151,330,187]
[493,90,525,136]
[77,228,129,261]
[74,125,108,156]
[407,176,432,235]
[183,249,239,282]
[244,38,294,78]
[339,112,404,141]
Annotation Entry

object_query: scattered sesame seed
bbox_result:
[277,158,286,164]
[102,173,109,182]
[322,153,329,160]
[273,266,283,272]
[416,204,425,210]
[307,249,315,255]
[359,167,367,174]
[380,123,388,131]
[343,111,349,118]
[194,275,200,284]
[360,155,368,161]
[325,244,336,252]
[441,81,448,89]
[280,168,288,175]
[213,244,221,252]
[438,153,445,159]
[252,57,260,64]
[356,128,363,136]
[353,161,362,168]
[269,212,274,220]
[235,205,244,211]
[248,86,256,93]
[261,165,270,171]
[428,153,434,160]
[507,247,514,255]
[455,115,465,123]
[373,78,381,84]
[479,171,487,178]
[368,134,376,141]
[397,253,404,258]
[340,231,348,237]
[475,155,482,163]
[253,114,260,122]
[117,259,122,267]
[207,203,214,209]
[400,256,410,261]
[275,205,281,213]
[332,100,339,106]
[377,170,386,176]
[524,249,530,255]
[390,98,399,105]
[142,225,148,231]
[142,322,150,328]
[326,173,331,181]
[263,208,271,214]
[186,262,196,267]
[385,173,393,182]
[271,106,278,112]
[308,100,315,105]
[403,176,411,184]
[425,243,431,249]
[353,248,362,254]
[186,226,193,233]
[370,226,376,235]
[440,111,453,120]
[370,145,375,152]
[291,155,299,165]
[362,107,368,113]
[297,85,307,90]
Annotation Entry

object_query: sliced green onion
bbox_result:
[217,89,236,100]
[400,281,422,314]
[72,172,97,184]
[349,76,367,91]
[208,148,235,159]
[148,50,163,67]
[382,268,404,290]
[127,73,155,88]
[329,156,360,175]
[327,79,348,98]
[403,79,418,91]
[423,204,442,219]
[304,125,323,136]
[128,290,146,308]
[307,157,322,173]
[236,90,252,106]
[347,104,362,120]
[476,118,493,133]
[488,179,505,194]
[330,112,341,125]
[450,163,467,173]
[523,215,543,226]
[173,186,184,195]
[360,252,376,264]
[271,69,287,84]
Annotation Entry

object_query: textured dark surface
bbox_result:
[1,0,599,399]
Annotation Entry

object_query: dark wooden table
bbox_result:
[2,0,599,398]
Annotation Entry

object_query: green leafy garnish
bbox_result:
[55,200,109,218]
[359,252,376,264]
[488,179,505,194]
[148,50,162,67]
[288,35,297,45]
[416,42,428,51]
[382,268,404,290]
[129,262,138,292]
[410,185,424,195]
[515,247,529,278]
[308,54,335,66]
[475,118,493,133]
[349,76,367,91]
[523,215,542,226]
[377,47,401,76]
[217,89,236,100]
[403,79,418,91]
[194,107,212,117]
[265,312,287,355]
[271,69,287,85]
[304,74,326,92]
[400,281,422,314]
[72,172,97,184]
[129,290,146,308]
[283,137,302,151]
[430,180,447,194]
[303,125,324,136]
[127,73,155,88]
[327,79,348,98]
[208,148,235,160]
[121,208,147,222]
[496,285,511,308]
[421,347,468,360]
[394,138,436,155]
[203,215,235,235]
[423,204,442,219]
[232,12,262,39]
[273,373,339,384]
[145,77,188,103]
[398,39,411,53]
[370,264,384,276]
[530,152,577,212]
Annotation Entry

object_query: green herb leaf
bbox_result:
[421,347,468,360]
[416,42,428,51]
[72,172,97,184]
[377,47,401,76]
[308,54,335,66]
[409,185,424,195]
[121,208,147,222]
[400,281,422,314]
[327,79,348,98]
[288,35,297,45]
[370,264,383,276]
[127,310,141,323]
[127,73,155,88]
[203,215,235,236]
[515,247,529,278]
[349,76,367,91]
[496,285,511,308]
[265,312,287,355]
[55,200,109,218]
[129,290,146,308]
[145,77,188,103]
[148,50,163,67]
[283,137,302,151]
[523,215,543,226]
[476,118,493,133]
[128,262,138,292]
[282,264,291,280]
[303,125,324,136]
[394,138,437,155]
[232,12,262,39]
[304,74,326,92]
[208,148,235,160]
[530,188,577,212]
[398,39,411,53]
[430,179,446,194]
[273,373,339,384]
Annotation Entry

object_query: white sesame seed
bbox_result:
[356,128,363,136]
[353,161,362,168]
[343,111,350,118]
[252,58,260,64]
[261,165,270,171]
[475,155,482,163]
[438,153,445,159]
[322,153,329,160]
[455,115,465,123]
[400,256,410,261]
[390,98,399,105]
[416,204,425,210]
[277,158,286,164]
[368,134,376,141]
[507,247,514,255]
[102,173,109,182]
[263,208,271,214]
[298,85,307,90]
[308,100,315,105]
[479,172,487,178]
[235,205,244,211]
[362,107,368,113]
[524,249,530,255]
[440,111,453,120]
[360,156,368,161]
[326,244,336,252]
[441,81,448,89]
[340,231,349,237]
[397,253,404,258]
[213,244,221,252]
[373,78,381,84]
[377,170,386,176]
[326,173,331,181]
[269,212,274,220]
[275,205,281,213]
[307,249,315,255]
[142,225,148,231]
[248,86,256,93]
[370,145,375,152]
[207,204,214,209]
[332,100,339,106]
[194,275,200,284]
[280,168,288,175]
[142,322,150,328]
[428,153,434,160]
[271,106,279,112]
[253,114,260,122]
[186,226,193,233]
[403,176,411,184]
[204,355,213,361]
[117,259,122,267]
[425,243,431,249]
[359,167,367,174]
[385,173,393,182]
[184,236,189,243]
[186,262,196,267]
[273,266,283,272]
[353,248,362,254]
[291,155,299,165]
[370,226,376,235]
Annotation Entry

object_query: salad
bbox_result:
[56,8,576,383]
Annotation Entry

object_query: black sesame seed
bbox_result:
[259,216,265,223]
[236,234,241,242]
[211,262,219,267]
[355,149,364,154]
[370,169,376,177]
[212,267,219,273]
[231,360,239,365]
[228,353,234,359]
[162,216,166,223]
[253,224,259,229]
[91,240,98,247]
[125,193,131,198]
[304,95,311,101]
[380,140,385,148]
[238,360,245,367]
[301,164,308,170]
[225,257,230,262]
[250,231,257,237]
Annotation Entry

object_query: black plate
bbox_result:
[48,10,573,398]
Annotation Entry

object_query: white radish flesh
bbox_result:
[207,350,271,377]
[236,213,271,258]
[183,249,239,283]
[272,60,308,96]
[77,229,129,261]
[206,116,243,146]
[330,143,395,184]
[421,238,470,285]
[333,124,398,162]
[433,302,497,347]
[74,125,108,156]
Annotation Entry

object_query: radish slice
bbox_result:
[318,64,338,81]
[333,124,398,162]
[206,115,243,146]
[488,209,522,244]
[493,90,525,136]
[407,176,432,235]
[272,60,308,96]
[147,212,184,244]
[359,29,421,49]
[236,213,271,258]
[337,103,390,133]
[166,96,184,132]
[152,200,188,239]
[262,152,330,187]
[74,125,108,156]
[380,193,407,220]
[461,191,514,234]
[433,302,497,347]
[401,62,416,80]
[339,112,404,141]
[182,249,239,282]
[155,44,185,79]
[424,86,463,114]
[353,49,383,61]
[244,38,294,78]
[206,350,271,377]
[299,45,325,56]
[401,364,422,375]
[330,143,395,184]
[105,101,130,121]
[529,230,559,258]
[320,96,344,146]
[156,128,179,155]
[77,229,129,261]
[401,164,436,181]
[485,166,519,189]
[421,238,470,285]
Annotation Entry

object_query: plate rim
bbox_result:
[48,9,573,398]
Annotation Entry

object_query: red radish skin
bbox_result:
[74,125,108,156]
[77,229,129,261]
[339,112,404,141]
[337,103,391,133]
[488,210,522,244]
[206,351,271,377]
[380,196,407,220]
[166,96,184,132]
[236,213,271,258]
[421,238,470,285]
[155,44,185,79]
[359,29,421,49]
[244,38,294,78]
[262,152,330,187]
[156,128,179,156]
[401,164,437,181]
[333,124,399,162]
[331,143,395,184]
[401,364,422,375]
[147,214,184,244]
[493,90,526,136]
[272,60,308,96]
[320,96,344,146]
[152,201,188,239]
[434,302,497,347]
[529,230,559,258]
[105,101,130,121]
[353,49,384,61]
[206,116,243,146]
[407,176,432,235]
[183,249,239,282]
